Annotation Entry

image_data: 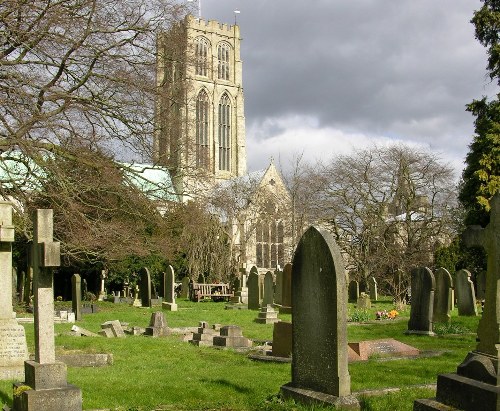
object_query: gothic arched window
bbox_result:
[196,90,209,169]
[256,218,285,269]
[218,93,231,171]
[195,37,209,76]
[217,42,230,80]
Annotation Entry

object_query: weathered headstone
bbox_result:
[348,280,359,303]
[272,321,292,358]
[356,292,371,309]
[406,267,435,336]
[455,269,478,316]
[71,274,82,322]
[180,276,190,299]
[476,270,486,300]
[0,202,28,380]
[279,263,292,314]
[247,267,260,310]
[433,267,452,323]
[139,267,151,308]
[13,209,82,411]
[145,312,169,337]
[262,271,274,307]
[99,320,126,338]
[255,271,279,323]
[162,265,178,311]
[274,267,283,305]
[280,226,359,409]
[414,194,500,410]
[213,325,252,348]
[189,321,217,346]
[368,276,378,301]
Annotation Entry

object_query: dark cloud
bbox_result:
[199,0,498,172]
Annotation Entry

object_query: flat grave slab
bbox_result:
[348,338,419,362]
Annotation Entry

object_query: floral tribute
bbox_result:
[376,309,399,320]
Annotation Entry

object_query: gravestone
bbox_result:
[162,266,177,311]
[348,280,359,303]
[213,325,252,348]
[145,312,169,337]
[12,209,82,411]
[414,194,500,411]
[180,276,190,299]
[280,226,359,409]
[99,320,126,338]
[476,270,486,300]
[356,292,371,309]
[98,269,107,301]
[247,267,260,310]
[433,267,452,323]
[0,202,28,380]
[262,271,274,306]
[455,269,478,316]
[71,274,82,321]
[274,267,283,305]
[255,271,279,323]
[406,267,435,336]
[368,276,378,301]
[189,321,218,346]
[348,339,419,362]
[139,267,151,308]
[272,321,292,358]
[279,263,292,314]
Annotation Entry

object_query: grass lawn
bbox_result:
[0,297,480,411]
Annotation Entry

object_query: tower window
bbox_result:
[196,90,209,169]
[218,93,231,171]
[195,37,209,76]
[217,43,230,80]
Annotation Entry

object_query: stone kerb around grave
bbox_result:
[280,226,359,409]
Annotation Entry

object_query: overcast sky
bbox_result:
[195,0,497,177]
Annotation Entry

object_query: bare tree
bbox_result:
[306,145,457,304]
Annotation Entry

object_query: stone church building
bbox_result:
[154,15,293,273]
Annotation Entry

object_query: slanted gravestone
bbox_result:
[0,202,28,380]
[406,267,435,336]
[433,268,452,323]
[348,280,359,303]
[476,270,486,300]
[139,267,151,308]
[13,209,82,411]
[180,276,190,299]
[162,265,177,311]
[145,312,169,337]
[99,320,126,338]
[71,274,82,321]
[247,267,260,310]
[414,194,500,411]
[280,226,359,409]
[455,269,477,316]
[368,276,378,301]
[280,263,292,314]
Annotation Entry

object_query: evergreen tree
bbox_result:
[459,1,500,227]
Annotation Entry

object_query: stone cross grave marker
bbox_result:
[12,209,82,411]
[71,274,82,321]
[406,267,435,336]
[162,265,177,311]
[433,267,452,323]
[455,269,478,316]
[280,226,359,409]
[247,266,260,310]
[414,194,500,410]
[0,201,28,380]
[139,267,151,307]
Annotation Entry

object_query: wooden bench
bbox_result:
[190,282,233,302]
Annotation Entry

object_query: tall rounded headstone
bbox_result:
[280,226,359,409]
[139,267,151,308]
[247,266,260,310]
[406,267,435,336]
[455,269,478,316]
[433,268,452,323]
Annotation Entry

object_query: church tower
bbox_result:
[154,15,247,199]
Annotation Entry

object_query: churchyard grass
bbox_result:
[0,297,480,410]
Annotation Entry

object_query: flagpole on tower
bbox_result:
[234,9,240,25]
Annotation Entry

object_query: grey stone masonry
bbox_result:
[213,325,252,348]
[455,269,478,316]
[406,267,435,336]
[71,274,82,321]
[255,305,279,324]
[280,226,359,409]
[145,312,169,337]
[12,209,82,411]
[189,322,218,346]
[0,202,28,381]
[414,194,500,411]
[433,268,452,324]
